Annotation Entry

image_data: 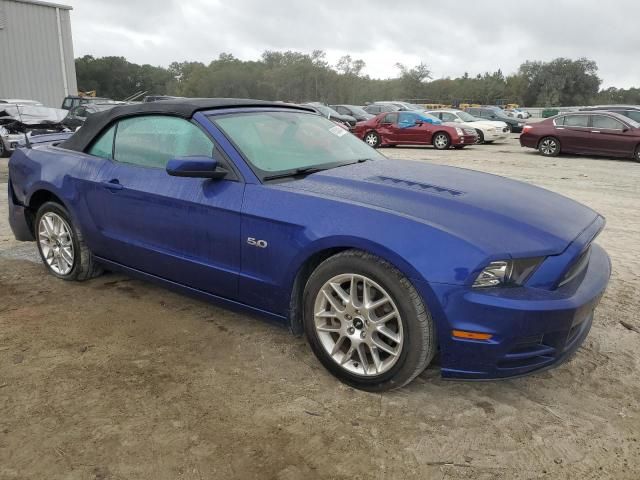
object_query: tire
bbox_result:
[475,130,485,144]
[303,250,436,392]
[35,201,103,281]
[432,132,451,150]
[505,124,512,134]
[538,136,561,157]
[0,139,8,158]
[363,131,381,148]
[634,145,640,163]
[453,145,465,149]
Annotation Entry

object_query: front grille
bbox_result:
[497,335,556,371]
[558,247,591,287]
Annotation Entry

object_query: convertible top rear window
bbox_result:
[211,111,382,178]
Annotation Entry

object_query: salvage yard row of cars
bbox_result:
[3,97,640,161]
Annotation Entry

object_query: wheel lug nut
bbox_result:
[360,331,366,339]
[347,327,355,335]
[345,314,352,320]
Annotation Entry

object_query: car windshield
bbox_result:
[347,106,370,116]
[310,104,340,117]
[457,111,478,122]
[212,111,383,179]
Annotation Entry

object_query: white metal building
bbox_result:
[0,0,77,107]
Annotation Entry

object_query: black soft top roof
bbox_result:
[60,98,314,152]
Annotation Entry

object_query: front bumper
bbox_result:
[422,243,611,380]
[452,134,478,146]
[2,134,22,153]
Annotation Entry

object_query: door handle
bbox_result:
[101,179,123,191]
[591,130,600,133]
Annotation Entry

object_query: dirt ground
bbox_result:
[1,138,639,480]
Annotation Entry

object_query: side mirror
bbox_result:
[623,126,630,132]
[166,156,227,179]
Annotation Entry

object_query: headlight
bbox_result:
[455,127,464,135]
[473,258,544,288]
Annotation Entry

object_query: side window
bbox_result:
[62,98,73,109]
[75,107,87,117]
[592,115,624,130]
[335,106,347,115]
[441,113,457,122]
[554,116,565,126]
[381,113,398,124]
[87,125,116,159]
[114,115,214,169]
[625,111,640,122]
[564,115,589,128]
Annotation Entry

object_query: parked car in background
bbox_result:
[0,104,69,157]
[7,98,610,390]
[354,111,477,149]
[363,103,400,115]
[579,105,640,123]
[520,111,640,162]
[374,101,426,112]
[302,103,357,129]
[61,95,115,111]
[331,105,374,122]
[1,99,44,107]
[62,103,122,129]
[505,108,531,119]
[428,109,510,144]
[466,106,526,133]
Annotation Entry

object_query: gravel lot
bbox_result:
[1,137,639,480]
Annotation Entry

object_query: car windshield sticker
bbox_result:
[329,125,348,137]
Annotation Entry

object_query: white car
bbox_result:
[428,109,510,144]
[505,108,531,119]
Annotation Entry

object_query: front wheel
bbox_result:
[35,201,103,281]
[364,131,381,148]
[432,132,451,150]
[538,136,561,157]
[303,250,436,392]
[634,145,640,163]
[475,130,485,144]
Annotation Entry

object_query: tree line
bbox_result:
[75,52,640,107]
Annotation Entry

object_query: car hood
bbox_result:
[276,159,599,257]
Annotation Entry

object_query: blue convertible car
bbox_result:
[7,99,611,391]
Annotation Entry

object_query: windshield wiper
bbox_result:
[263,167,326,181]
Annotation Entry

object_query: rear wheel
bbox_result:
[303,250,436,392]
[364,131,381,148]
[538,136,561,157]
[35,201,103,281]
[432,132,451,150]
[634,145,640,163]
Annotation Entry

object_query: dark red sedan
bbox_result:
[353,111,477,150]
[520,111,640,162]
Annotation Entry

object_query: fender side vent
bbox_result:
[367,176,465,197]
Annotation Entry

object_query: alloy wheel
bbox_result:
[540,138,558,156]
[434,134,449,149]
[364,132,379,147]
[313,273,404,376]
[38,212,74,275]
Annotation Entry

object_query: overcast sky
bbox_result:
[63,0,639,89]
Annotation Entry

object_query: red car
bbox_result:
[520,111,640,162]
[353,111,477,150]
